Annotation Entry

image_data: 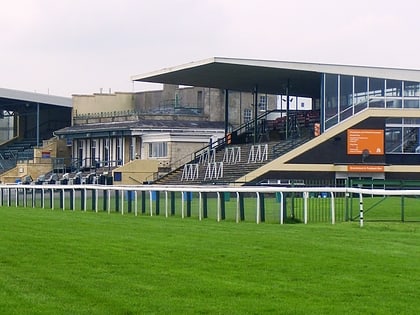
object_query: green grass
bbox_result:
[1,207,420,314]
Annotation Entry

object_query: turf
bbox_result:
[0,207,419,314]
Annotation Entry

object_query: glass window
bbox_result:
[149,142,167,158]
[354,76,368,113]
[340,75,353,120]
[386,117,402,124]
[244,108,252,123]
[404,81,420,97]
[258,95,267,112]
[325,74,338,129]
[116,138,122,165]
[404,99,419,108]
[386,99,402,108]
[386,79,402,97]
[369,78,385,96]
[404,118,420,125]
[369,78,385,107]
[197,91,203,107]
[403,127,419,153]
[385,127,402,153]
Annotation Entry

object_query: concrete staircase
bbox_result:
[154,138,311,186]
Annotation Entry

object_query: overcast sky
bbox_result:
[1,0,419,97]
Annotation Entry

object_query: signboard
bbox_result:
[347,165,385,173]
[347,129,384,155]
[41,151,51,158]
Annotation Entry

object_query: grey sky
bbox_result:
[1,0,419,97]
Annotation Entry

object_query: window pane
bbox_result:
[404,99,419,108]
[403,127,419,153]
[404,81,420,97]
[354,76,368,113]
[385,127,402,153]
[369,78,385,108]
[149,142,167,158]
[386,79,402,97]
[369,78,385,96]
[386,99,402,108]
[386,117,402,124]
[325,74,338,129]
[340,75,353,120]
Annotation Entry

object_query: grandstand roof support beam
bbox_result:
[224,89,229,136]
[36,102,40,147]
[253,85,258,144]
[286,79,290,140]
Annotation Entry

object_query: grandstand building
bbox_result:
[131,57,420,185]
[54,85,279,184]
[0,88,71,183]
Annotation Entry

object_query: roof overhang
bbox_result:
[0,87,72,108]
[132,57,420,98]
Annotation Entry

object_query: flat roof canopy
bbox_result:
[0,87,72,114]
[132,57,420,98]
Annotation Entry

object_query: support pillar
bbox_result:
[253,85,258,144]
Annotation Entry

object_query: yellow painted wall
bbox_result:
[112,159,159,185]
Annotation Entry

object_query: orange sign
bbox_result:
[347,129,384,155]
[347,165,385,173]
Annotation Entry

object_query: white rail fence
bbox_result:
[1,184,420,227]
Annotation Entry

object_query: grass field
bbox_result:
[1,206,420,314]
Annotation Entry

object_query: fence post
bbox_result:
[330,192,335,224]
[49,189,53,209]
[359,192,364,228]
[115,190,120,212]
[155,191,160,215]
[220,192,226,220]
[170,191,175,216]
[259,192,265,223]
[80,189,85,211]
[127,190,132,213]
[186,192,191,217]
[202,192,208,219]
[70,189,74,210]
[141,191,146,214]
[103,189,108,211]
[239,192,245,221]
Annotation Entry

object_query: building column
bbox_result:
[224,89,229,137]
[253,85,258,144]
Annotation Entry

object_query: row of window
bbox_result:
[76,139,169,161]
[323,74,420,129]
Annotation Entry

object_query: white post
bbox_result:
[134,191,138,216]
[181,191,185,219]
[165,191,168,218]
[95,189,98,213]
[121,190,124,215]
[235,192,240,223]
[83,188,87,212]
[359,192,364,227]
[256,192,260,224]
[280,192,284,225]
[72,189,75,211]
[303,191,308,224]
[217,192,221,222]
[107,189,111,214]
[149,190,153,216]
[198,192,202,221]
[62,189,65,210]
[330,192,335,224]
